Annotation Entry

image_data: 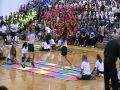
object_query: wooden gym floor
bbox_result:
[0,44,106,90]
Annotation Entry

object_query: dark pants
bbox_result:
[81,75,91,80]
[104,61,118,90]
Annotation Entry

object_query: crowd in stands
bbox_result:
[0,0,120,48]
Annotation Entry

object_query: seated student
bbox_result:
[6,45,17,64]
[46,40,51,50]
[41,39,50,51]
[92,54,104,77]
[77,54,95,80]
[50,38,56,50]
[56,38,62,50]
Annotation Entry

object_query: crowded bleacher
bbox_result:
[0,0,120,48]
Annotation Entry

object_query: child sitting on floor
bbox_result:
[92,54,104,77]
[41,39,50,51]
[6,45,17,64]
[77,54,96,80]
[50,38,56,50]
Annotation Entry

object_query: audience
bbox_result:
[0,0,119,49]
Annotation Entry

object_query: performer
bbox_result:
[60,26,74,68]
[27,24,35,67]
[104,33,120,90]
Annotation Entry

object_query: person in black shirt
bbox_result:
[104,34,120,90]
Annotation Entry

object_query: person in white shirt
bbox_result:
[10,21,19,41]
[61,38,67,56]
[42,41,48,50]
[21,42,28,68]
[60,37,74,68]
[92,54,104,77]
[1,23,7,41]
[27,25,35,67]
[22,42,28,57]
[41,39,50,51]
[79,54,92,80]
[45,25,51,34]
[50,38,56,50]
[45,25,52,41]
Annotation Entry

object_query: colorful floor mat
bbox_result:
[2,61,80,81]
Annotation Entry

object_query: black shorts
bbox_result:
[97,70,104,75]
[61,46,67,56]
[81,75,91,80]
[28,43,34,52]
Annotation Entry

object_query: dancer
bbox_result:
[60,26,74,68]
[27,24,35,67]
